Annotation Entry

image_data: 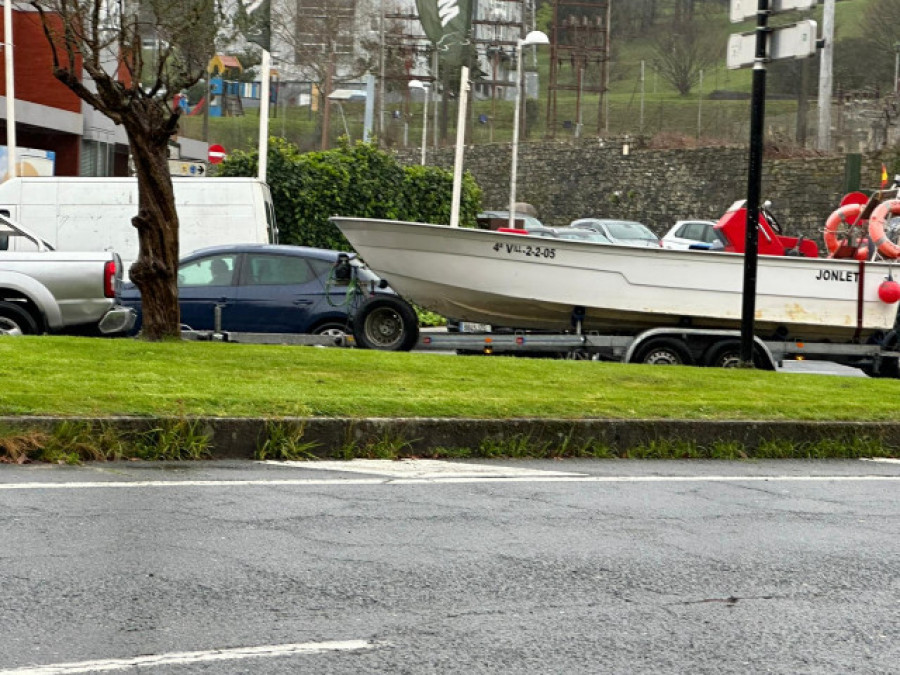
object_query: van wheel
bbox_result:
[0,301,38,335]
[352,296,419,351]
[632,338,692,366]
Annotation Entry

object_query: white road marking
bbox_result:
[860,457,900,464]
[3,474,900,491]
[0,640,376,674]
[262,458,587,478]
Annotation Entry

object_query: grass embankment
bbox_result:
[2,336,898,463]
[3,336,896,420]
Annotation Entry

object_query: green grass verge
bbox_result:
[2,336,898,421]
[1,336,898,464]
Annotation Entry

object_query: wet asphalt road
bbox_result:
[2,458,900,673]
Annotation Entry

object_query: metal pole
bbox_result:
[4,0,17,179]
[378,0,385,144]
[421,84,429,165]
[740,1,769,366]
[816,0,834,152]
[697,69,703,139]
[450,66,469,228]
[895,43,900,94]
[432,50,439,149]
[640,60,645,134]
[509,41,524,230]
[258,49,271,183]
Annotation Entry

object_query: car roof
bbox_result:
[182,243,356,262]
[571,218,647,227]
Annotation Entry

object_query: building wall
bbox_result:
[398,140,900,244]
[1,10,81,113]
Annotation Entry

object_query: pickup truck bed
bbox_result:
[0,215,135,336]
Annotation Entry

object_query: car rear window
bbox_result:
[606,221,657,241]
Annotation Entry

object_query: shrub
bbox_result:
[217,137,483,251]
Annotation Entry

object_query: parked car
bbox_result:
[0,213,135,336]
[477,210,547,231]
[551,228,613,244]
[121,244,419,350]
[661,220,721,250]
[567,218,661,248]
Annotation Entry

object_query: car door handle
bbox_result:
[293,299,313,306]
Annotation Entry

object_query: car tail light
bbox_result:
[104,260,116,298]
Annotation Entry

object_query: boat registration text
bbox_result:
[492,242,556,259]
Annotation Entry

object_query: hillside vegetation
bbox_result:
[182,0,887,155]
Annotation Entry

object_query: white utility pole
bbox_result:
[4,0,17,179]
[817,0,835,152]
[450,66,469,228]
[258,49,271,183]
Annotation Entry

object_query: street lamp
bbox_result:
[509,30,550,230]
[408,79,430,166]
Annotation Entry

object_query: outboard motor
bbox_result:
[331,253,353,285]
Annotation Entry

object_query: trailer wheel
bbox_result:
[703,340,744,368]
[0,301,39,336]
[632,338,692,366]
[352,296,419,351]
[861,357,900,378]
[703,340,772,370]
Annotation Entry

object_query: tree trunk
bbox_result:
[124,102,181,341]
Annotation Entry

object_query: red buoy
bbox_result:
[878,280,900,304]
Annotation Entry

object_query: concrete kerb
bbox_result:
[2,417,900,459]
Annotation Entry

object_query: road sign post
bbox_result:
[728,0,823,366]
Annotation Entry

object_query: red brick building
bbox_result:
[1,7,205,177]
[0,8,82,175]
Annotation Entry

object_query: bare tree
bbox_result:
[859,0,900,56]
[649,11,722,96]
[29,0,225,340]
[273,1,374,94]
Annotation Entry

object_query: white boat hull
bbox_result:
[331,217,900,342]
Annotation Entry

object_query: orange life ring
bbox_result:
[867,199,900,259]
[824,203,865,255]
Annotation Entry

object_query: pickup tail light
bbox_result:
[104,260,116,298]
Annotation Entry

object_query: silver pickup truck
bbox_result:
[0,214,135,336]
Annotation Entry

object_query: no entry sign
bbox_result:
[208,144,227,164]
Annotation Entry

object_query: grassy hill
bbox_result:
[182,0,881,155]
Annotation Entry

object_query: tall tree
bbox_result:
[29,0,225,340]
[649,8,723,96]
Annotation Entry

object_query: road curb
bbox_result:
[2,417,900,459]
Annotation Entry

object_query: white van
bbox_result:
[0,176,278,278]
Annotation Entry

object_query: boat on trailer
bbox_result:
[330,192,900,346]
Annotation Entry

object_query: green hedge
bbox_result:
[216,137,483,250]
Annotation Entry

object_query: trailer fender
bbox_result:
[625,328,777,370]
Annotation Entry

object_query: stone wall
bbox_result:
[396,140,900,246]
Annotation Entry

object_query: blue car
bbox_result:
[121,244,419,350]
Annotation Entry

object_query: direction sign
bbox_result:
[727,20,818,69]
[208,144,227,165]
[168,160,207,177]
[730,0,816,23]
